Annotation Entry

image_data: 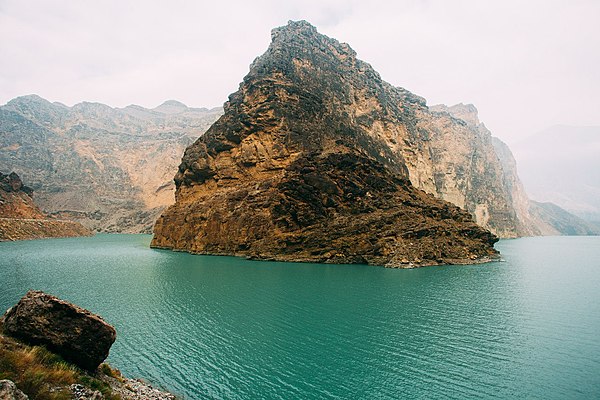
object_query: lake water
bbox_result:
[1,235,599,399]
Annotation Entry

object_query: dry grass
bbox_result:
[0,335,76,399]
[0,334,122,400]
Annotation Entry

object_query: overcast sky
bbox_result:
[1,0,598,144]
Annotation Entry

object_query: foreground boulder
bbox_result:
[1,290,116,370]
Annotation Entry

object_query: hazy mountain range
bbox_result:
[512,125,600,225]
[0,95,221,232]
[0,93,597,237]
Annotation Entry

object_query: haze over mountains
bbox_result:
[512,125,600,225]
[0,22,596,240]
[0,95,221,232]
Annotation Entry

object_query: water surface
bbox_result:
[1,235,599,399]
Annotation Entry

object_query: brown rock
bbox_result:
[0,172,93,241]
[151,20,499,267]
[1,290,116,371]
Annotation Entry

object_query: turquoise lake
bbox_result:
[1,235,599,399]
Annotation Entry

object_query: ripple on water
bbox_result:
[1,235,600,399]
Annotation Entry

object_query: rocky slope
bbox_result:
[0,96,221,233]
[528,201,599,235]
[0,172,92,241]
[490,136,597,236]
[152,20,499,267]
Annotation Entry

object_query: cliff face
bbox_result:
[424,104,535,237]
[0,172,92,240]
[0,96,221,233]
[151,21,499,267]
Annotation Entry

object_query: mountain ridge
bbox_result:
[0,95,222,232]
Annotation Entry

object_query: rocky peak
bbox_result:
[4,95,68,128]
[0,172,32,197]
[71,101,116,117]
[431,103,481,127]
[154,100,189,114]
[153,21,499,267]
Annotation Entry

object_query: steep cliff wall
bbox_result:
[151,21,499,267]
[423,104,534,237]
[0,97,221,232]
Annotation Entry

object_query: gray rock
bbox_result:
[0,380,28,400]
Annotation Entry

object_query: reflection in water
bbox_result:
[1,234,599,399]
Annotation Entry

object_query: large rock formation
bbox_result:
[0,96,222,233]
[1,290,116,371]
[0,172,92,240]
[151,21,499,267]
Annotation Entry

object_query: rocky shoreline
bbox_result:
[0,172,93,241]
[0,291,177,400]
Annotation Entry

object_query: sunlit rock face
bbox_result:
[0,95,222,233]
[151,20,500,267]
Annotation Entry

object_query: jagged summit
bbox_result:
[431,103,481,127]
[151,21,499,267]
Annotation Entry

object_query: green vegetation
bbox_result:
[0,333,122,400]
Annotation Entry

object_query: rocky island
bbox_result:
[151,21,500,267]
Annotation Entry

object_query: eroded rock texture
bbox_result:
[0,172,92,241]
[152,21,499,267]
[1,290,116,371]
[0,97,222,233]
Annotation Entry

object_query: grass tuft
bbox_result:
[0,334,121,400]
[0,335,75,399]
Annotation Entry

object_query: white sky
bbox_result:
[0,0,598,144]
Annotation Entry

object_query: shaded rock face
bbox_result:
[0,172,32,195]
[1,290,116,371]
[0,96,222,233]
[152,20,499,267]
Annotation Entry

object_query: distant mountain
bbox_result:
[529,201,599,236]
[0,95,222,232]
[511,125,600,223]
